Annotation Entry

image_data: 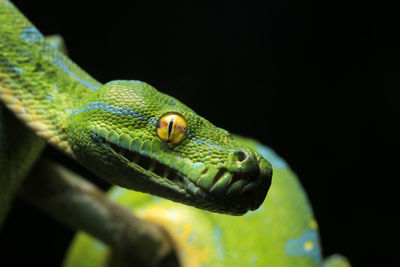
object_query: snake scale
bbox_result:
[0,1,350,266]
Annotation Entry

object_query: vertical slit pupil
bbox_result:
[168,117,174,141]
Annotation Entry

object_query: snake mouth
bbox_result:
[199,167,270,213]
[103,138,270,215]
[105,141,187,191]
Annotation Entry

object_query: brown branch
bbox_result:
[20,159,175,266]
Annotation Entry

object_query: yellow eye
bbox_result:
[156,113,188,144]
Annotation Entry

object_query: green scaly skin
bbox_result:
[64,137,351,267]
[0,0,272,220]
[0,1,350,266]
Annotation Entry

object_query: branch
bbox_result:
[21,159,174,266]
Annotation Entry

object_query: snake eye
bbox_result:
[157,113,188,144]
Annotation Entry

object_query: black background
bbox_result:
[0,0,398,266]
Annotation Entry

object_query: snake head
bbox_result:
[67,80,272,215]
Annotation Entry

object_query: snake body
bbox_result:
[0,1,350,266]
[65,138,343,267]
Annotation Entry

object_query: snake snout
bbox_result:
[234,156,272,211]
[212,156,272,214]
[209,151,272,212]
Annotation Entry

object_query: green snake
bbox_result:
[0,1,350,266]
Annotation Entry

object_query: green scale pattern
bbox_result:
[0,1,350,266]
[0,0,272,215]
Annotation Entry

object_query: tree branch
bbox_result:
[21,159,175,266]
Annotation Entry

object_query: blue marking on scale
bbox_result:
[52,57,100,90]
[71,101,157,125]
[91,134,104,143]
[166,97,178,107]
[20,27,43,42]
[148,117,158,125]
[107,80,145,86]
[250,255,258,265]
[106,80,145,93]
[12,66,22,75]
[128,80,145,86]
[188,230,196,244]
[191,162,204,171]
[256,145,288,169]
[191,137,235,152]
[46,93,52,101]
[284,229,322,264]
[109,187,126,201]
[92,239,107,252]
[16,48,29,57]
[0,59,22,75]
[46,37,61,50]
[212,226,225,259]
[150,195,162,203]
[119,141,129,149]
[130,142,140,152]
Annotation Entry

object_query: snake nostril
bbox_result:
[234,150,248,163]
[201,167,208,175]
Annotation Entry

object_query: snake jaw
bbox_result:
[104,138,210,200]
[102,136,270,215]
[106,140,188,192]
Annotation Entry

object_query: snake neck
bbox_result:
[0,1,102,156]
